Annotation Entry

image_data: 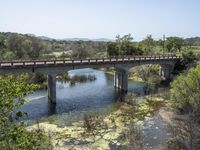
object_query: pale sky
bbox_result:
[0,0,200,40]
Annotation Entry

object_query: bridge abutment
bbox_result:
[114,69,128,92]
[48,74,56,104]
[159,64,174,81]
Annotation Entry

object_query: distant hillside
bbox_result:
[0,32,108,60]
[60,38,113,42]
[38,36,55,40]
[185,37,200,46]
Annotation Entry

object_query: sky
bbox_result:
[0,0,200,41]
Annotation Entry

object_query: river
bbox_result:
[21,68,169,150]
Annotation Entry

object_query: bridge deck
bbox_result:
[0,55,181,69]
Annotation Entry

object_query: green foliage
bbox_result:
[182,50,197,63]
[170,64,200,116]
[107,42,119,56]
[107,34,143,56]
[185,37,200,46]
[139,34,155,54]
[165,37,185,52]
[135,65,161,85]
[0,33,45,60]
[0,74,51,149]
[32,72,47,84]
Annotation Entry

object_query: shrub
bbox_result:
[170,64,200,119]
[0,74,52,149]
[83,113,107,132]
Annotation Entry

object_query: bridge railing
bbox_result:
[0,53,179,62]
[0,54,182,68]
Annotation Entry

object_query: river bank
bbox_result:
[27,94,169,150]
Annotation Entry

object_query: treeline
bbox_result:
[107,34,200,56]
[185,37,200,46]
[0,32,47,60]
[0,32,200,60]
[49,39,108,59]
[0,32,107,60]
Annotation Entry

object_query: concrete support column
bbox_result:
[118,72,122,89]
[114,69,128,92]
[48,74,56,104]
[159,64,174,81]
[114,71,117,87]
[122,71,128,92]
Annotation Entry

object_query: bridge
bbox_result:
[0,54,182,104]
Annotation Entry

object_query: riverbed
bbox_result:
[21,68,169,150]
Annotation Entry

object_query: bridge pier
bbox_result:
[48,74,56,104]
[114,69,128,92]
[159,64,174,81]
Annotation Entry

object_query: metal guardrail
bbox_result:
[0,55,182,68]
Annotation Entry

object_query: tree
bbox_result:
[31,37,45,59]
[170,64,200,118]
[0,36,7,60]
[182,50,197,64]
[139,35,155,54]
[116,34,133,55]
[0,74,52,149]
[6,34,24,59]
[107,34,142,56]
[107,42,119,56]
[165,37,184,52]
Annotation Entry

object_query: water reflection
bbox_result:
[21,68,152,122]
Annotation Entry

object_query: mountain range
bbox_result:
[26,34,113,42]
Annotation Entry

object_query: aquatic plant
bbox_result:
[82,113,107,132]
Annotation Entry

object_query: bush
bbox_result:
[0,74,52,149]
[170,64,200,118]
[182,50,197,64]
[83,113,107,132]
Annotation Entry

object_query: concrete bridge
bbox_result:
[0,54,181,104]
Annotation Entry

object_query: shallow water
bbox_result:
[21,68,168,149]
[21,68,149,122]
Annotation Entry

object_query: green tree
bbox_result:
[170,64,200,118]
[107,42,119,56]
[0,36,7,60]
[107,34,142,56]
[116,34,133,55]
[139,35,155,54]
[0,74,52,149]
[165,37,184,52]
[31,37,45,59]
